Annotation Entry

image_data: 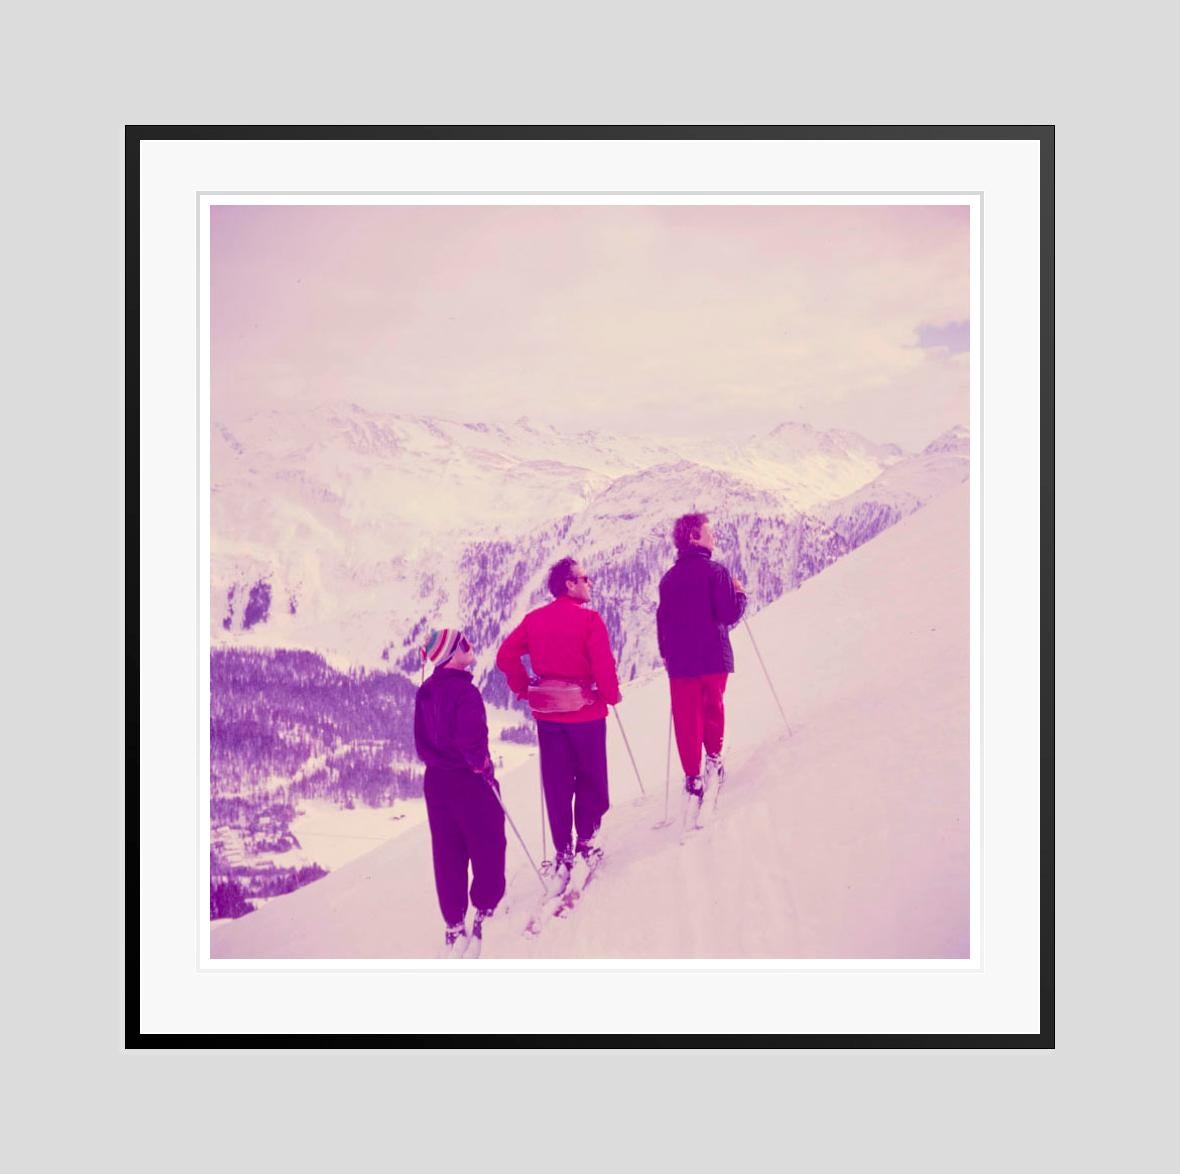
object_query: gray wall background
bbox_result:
[6,1,1158,1168]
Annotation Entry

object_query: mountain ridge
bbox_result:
[211,407,968,687]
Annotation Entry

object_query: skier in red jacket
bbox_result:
[496,557,622,887]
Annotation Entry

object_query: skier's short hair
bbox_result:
[547,556,579,598]
[673,512,709,552]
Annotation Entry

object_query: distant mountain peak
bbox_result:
[923,425,970,454]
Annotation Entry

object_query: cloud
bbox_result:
[211,205,970,449]
[915,320,970,355]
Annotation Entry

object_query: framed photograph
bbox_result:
[130,126,1052,1045]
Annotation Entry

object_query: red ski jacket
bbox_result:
[496,596,622,723]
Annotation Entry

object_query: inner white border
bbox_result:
[197,190,982,975]
[142,138,1039,1035]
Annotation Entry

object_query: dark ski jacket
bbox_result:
[656,547,747,678]
[414,667,493,776]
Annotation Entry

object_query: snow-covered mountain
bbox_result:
[820,425,970,548]
[210,480,970,961]
[211,406,967,693]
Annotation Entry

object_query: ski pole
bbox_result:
[611,706,647,796]
[664,707,672,825]
[483,775,548,892]
[539,773,548,863]
[742,617,793,736]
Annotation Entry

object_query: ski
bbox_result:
[522,869,573,938]
[681,760,726,841]
[522,854,603,934]
[706,757,726,815]
[522,897,564,937]
[680,775,706,842]
[553,851,602,918]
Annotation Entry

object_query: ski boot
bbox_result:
[549,848,574,897]
[572,837,604,890]
[467,907,494,959]
[575,837,604,871]
[682,774,705,835]
[443,921,469,958]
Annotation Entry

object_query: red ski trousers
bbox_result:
[669,673,728,778]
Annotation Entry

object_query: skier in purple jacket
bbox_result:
[414,626,506,957]
[657,513,747,811]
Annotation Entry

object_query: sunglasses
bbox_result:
[570,574,592,583]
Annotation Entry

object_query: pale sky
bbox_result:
[211,204,969,450]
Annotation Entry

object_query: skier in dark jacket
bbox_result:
[656,513,747,807]
[414,626,506,957]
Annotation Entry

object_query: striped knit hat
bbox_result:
[422,627,466,668]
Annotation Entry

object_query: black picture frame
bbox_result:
[126,124,1053,1049]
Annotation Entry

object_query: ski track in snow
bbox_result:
[211,483,970,961]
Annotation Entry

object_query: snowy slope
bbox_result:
[211,480,970,961]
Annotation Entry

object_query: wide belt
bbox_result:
[527,677,599,716]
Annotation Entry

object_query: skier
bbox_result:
[496,557,622,890]
[656,513,747,815]
[413,626,506,957]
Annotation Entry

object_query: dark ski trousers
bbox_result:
[669,672,729,777]
[423,766,506,927]
[537,718,610,856]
